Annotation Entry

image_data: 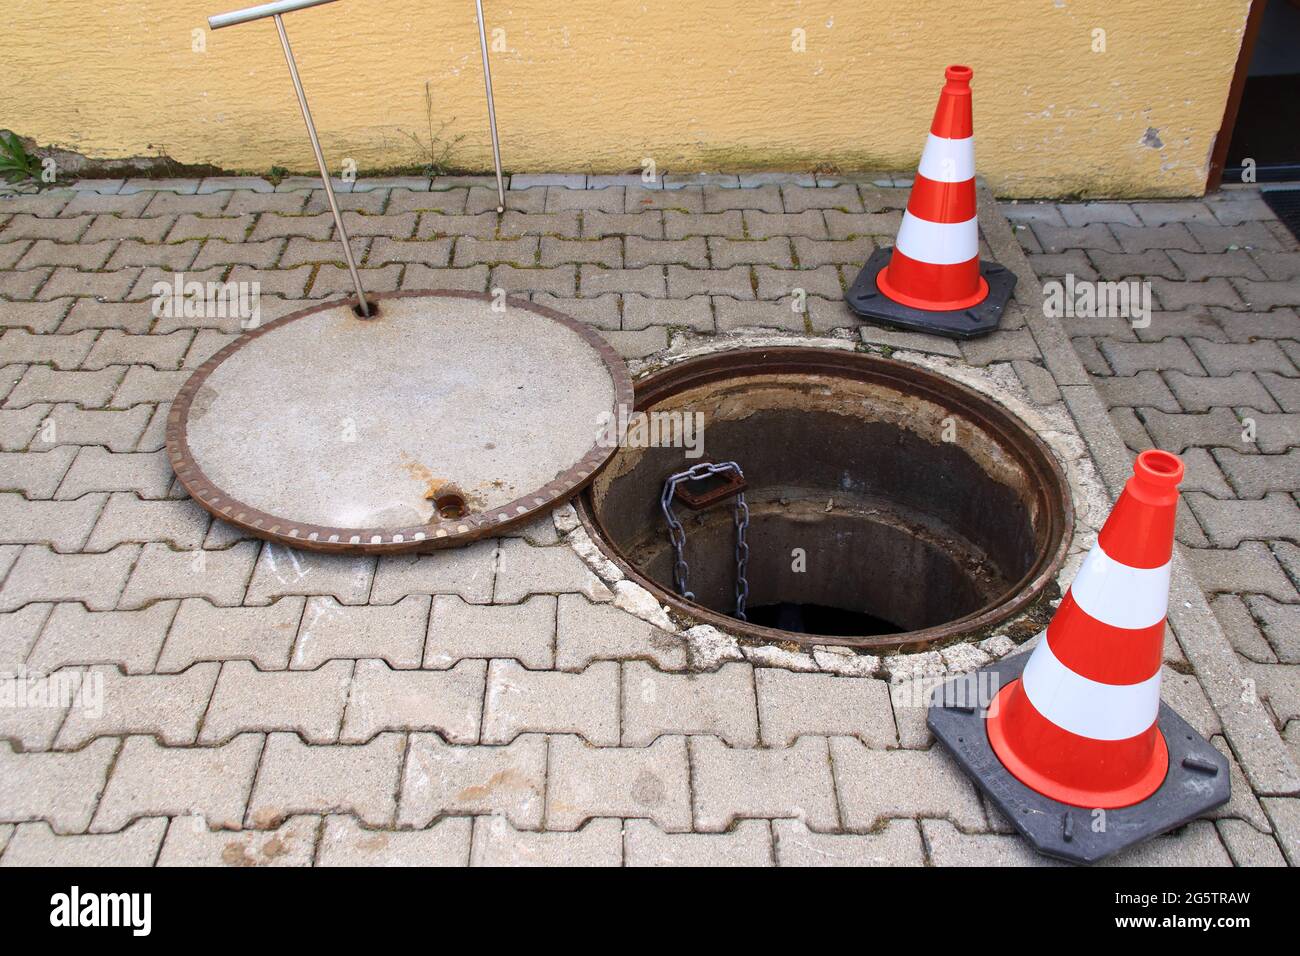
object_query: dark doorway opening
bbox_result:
[1214,0,1300,187]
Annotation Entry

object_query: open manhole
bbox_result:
[577,347,1073,652]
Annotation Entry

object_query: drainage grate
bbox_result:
[1262,187,1300,242]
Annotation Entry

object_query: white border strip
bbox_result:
[1022,636,1162,740]
[917,133,975,183]
[895,211,979,265]
[1070,544,1170,630]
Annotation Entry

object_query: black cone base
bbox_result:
[926,652,1230,865]
[847,247,1016,340]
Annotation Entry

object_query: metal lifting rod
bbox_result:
[208,0,371,316]
[475,0,507,214]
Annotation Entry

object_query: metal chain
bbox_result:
[661,461,750,621]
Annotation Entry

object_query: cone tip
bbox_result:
[946,65,973,83]
[1134,449,1184,490]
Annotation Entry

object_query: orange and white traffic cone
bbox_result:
[847,65,1016,339]
[986,449,1181,810]
[927,450,1229,864]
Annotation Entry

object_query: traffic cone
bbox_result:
[846,65,1016,339]
[986,449,1181,809]
[926,450,1229,863]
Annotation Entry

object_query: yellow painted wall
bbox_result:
[3,1,1252,197]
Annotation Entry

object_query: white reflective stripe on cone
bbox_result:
[1069,544,1171,630]
[916,133,976,183]
[894,211,979,265]
[1021,636,1162,740]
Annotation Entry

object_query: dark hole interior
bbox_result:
[745,602,903,636]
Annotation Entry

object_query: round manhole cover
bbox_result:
[167,290,632,552]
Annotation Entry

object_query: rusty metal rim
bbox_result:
[575,346,1074,653]
[166,289,634,554]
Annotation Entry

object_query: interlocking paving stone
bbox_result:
[201,660,352,744]
[1211,593,1276,663]
[293,595,428,670]
[624,819,772,866]
[247,732,403,828]
[0,492,106,551]
[621,293,713,332]
[663,211,743,239]
[82,329,191,370]
[399,733,546,829]
[666,264,752,299]
[159,596,304,672]
[622,661,758,747]
[1260,797,1300,866]
[119,540,258,609]
[482,659,619,746]
[5,366,123,409]
[56,447,170,499]
[1216,818,1287,867]
[1,818,167,867]
[501,211,582,238]
[341,659,485,744]
[318,814,471,867]
[1247,597,1300,664]
[424,594,553,669]
[755,669,897,748]
[624,186,701,214]
[772,818,926,866]
[370,540,497,605]
[1139,407,1248,453]
[715,296,806,332]
[0,672,68,750]
[84,493,208,552]
[245,544,375,607]
[690,736,838,832]
[28,601,175,674]
[469,815,621,866]
[624,237,707,268]
[579,263,664,297]
[1164,370,1278,413]
[0,602,51,671]
[489,263,576,296]
[157,814,317,867]
[546,735,691,832]
[530,292,620,330]
[599,327,667,359]
[830,741,987,831]
[0,544,138,611]
[556,594,686,671]
[1186,493,1299,548]
[0,300,72,334]
[0,329,96,368]
[493,538,610,604]
[0,738,117,832]
[57,663,219,748]
[40,404,151,454]
[1185,541,1298,601]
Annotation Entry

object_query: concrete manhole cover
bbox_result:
[167,290,633,552]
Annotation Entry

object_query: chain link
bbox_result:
[661,461,750,621]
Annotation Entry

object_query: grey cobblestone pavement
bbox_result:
[0,173,1295,866]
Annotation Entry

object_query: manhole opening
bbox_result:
[577,348,1073,651]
